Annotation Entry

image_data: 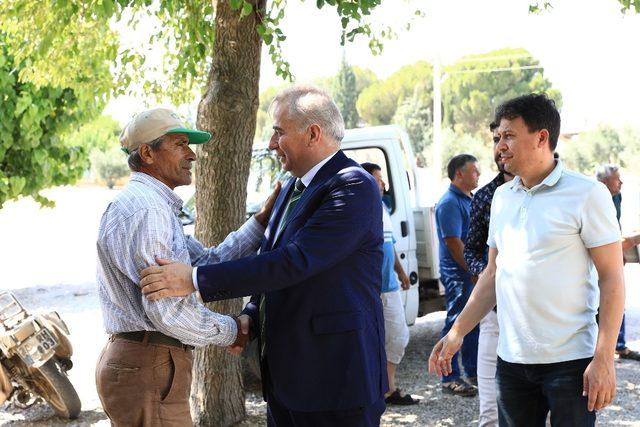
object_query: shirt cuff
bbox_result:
[192,266,199,292]
[219,315,239,347]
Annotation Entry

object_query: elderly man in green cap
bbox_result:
[95,108,279,426]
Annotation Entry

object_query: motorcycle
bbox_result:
[0,291,81,419]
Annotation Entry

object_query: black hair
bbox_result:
[361,162,381,175]
[447,154,477,181]
[489,121,498,131]
[127,135,166,171]
[493,93,561,151]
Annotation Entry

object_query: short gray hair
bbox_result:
[127,135,166,171]
[271,85,345,143]
[595,164,620,182]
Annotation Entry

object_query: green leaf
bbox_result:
[8,176,26,198]
[240,2,253,18]
[15,94,32,117]
[102,0,114,17]
[229,0,243,10]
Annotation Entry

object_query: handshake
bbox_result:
[228,314,252,355]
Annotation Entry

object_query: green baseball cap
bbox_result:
[120,108,211,154]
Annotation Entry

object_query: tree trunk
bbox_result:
[191,0,265,425]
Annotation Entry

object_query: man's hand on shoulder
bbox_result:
[140,257,195,300]
[228,314,252,355]
[583,355,616,412]
[254,181,282,227]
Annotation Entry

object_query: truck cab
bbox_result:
[340,126,441,325]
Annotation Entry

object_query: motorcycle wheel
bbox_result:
[28,358,81,419]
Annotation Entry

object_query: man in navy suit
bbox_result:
[140,86,387,426]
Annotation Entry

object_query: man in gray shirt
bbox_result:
[95,108,278,426]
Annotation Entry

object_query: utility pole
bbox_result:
[432,58,442,184]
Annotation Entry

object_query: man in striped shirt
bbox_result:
[95,108,278,426]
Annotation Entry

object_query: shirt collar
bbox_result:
[509,160,563,192]
[448,183,472,200]
[300,151,338,188]
[130,172,184,214]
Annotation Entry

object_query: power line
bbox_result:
[446,64,543,75]
[453,53,535,64]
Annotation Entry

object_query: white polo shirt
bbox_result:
[488,161,620,364]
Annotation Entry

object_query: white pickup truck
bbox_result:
[182,125,443,325]
[338,126,443,325]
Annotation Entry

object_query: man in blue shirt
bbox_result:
[435,153,480,396]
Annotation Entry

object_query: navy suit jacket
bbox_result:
[196,150,387,412]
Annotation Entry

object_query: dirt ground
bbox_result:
[0,186,639,426]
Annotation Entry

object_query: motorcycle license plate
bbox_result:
[16,329,58,366]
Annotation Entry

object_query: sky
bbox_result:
[105,0,640,133]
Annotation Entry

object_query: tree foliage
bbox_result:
[91,147,129,189]
[1,0,394,105]
[66,115,121,153]
[392,87,432,167]
[0,35,103,208]
[67,115,128,188]
[333,56,360,128]
[357,61,433,125]
[441,129,494,178]
[442,48,561,139]
[561,125,640,176]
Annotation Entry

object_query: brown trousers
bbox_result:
[95,336,193,427]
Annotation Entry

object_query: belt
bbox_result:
[112,331,194,351]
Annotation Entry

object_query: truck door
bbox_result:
[342,143,419,325]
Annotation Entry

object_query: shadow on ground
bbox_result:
[0,404,108,426]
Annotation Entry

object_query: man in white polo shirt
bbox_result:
[429,94,624,426]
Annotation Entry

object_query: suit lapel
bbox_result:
[262,177,296,252]
[272,151,349,247]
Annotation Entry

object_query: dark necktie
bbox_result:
[260,178,306,359]
[278,178,306,234]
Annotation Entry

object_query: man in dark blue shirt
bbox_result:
[435,153,480,396]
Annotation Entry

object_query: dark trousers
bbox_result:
[440,269,479,382]
[266,387,385,427]
[496,357,595,427]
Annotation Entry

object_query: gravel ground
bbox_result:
[0,186,639,426]
[0,284,637,426]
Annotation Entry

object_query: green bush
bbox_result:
[91,147,129,189]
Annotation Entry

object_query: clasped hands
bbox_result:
[228,314,253,355]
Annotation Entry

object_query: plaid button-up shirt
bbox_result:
[96,172,264,347]
[464,173,506,276]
